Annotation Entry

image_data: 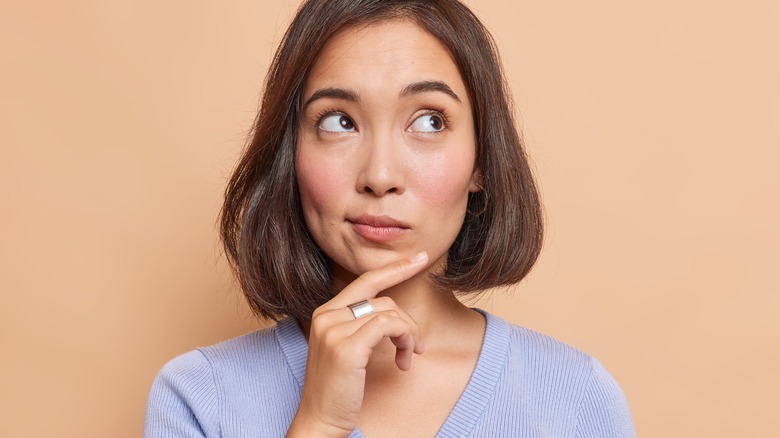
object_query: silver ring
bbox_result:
[348,300,374,319]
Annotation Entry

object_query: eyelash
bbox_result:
[312,107,452,133]
[417,105,451,134]
[313,107,345,128]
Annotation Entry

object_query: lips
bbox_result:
[348,215,410,242]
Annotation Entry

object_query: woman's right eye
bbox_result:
[318,114,356,132]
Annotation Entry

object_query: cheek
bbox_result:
[296,153,344,216]
[412,148,476,209]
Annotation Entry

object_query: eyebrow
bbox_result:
[303,88,359,108]
[302,80,461,109]
[399,80,461,103]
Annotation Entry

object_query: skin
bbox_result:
[289,19,487,438]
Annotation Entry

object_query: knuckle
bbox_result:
[371,313,394,327]
[320,327,340,347]
[394,257,416,273]
[309,313,329,334]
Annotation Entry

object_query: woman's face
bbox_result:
[296,19,479,283]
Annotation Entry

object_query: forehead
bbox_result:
[304,19,468,101]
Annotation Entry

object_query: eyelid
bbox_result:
[408,108,449,134]
[314,109,356,133]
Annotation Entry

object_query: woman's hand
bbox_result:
[286,251,429,438]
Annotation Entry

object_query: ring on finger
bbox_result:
[348,300,374,319]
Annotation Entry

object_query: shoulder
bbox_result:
[145,347,221,437]
[144,324,284,437]
[149,322,286,393]
[196,323,285,370]
[162,323,286,386]
[487,312,595,381]
[485,312,635,437]
[507,322,591,365]
[574,357,636,437]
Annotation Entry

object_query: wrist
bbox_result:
[287,412,353,438]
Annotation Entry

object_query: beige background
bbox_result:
[1,0,777,436]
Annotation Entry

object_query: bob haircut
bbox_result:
[221,0,544,323]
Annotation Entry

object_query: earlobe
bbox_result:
[468,169,483,193]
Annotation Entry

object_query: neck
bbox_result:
[378,272,471,336]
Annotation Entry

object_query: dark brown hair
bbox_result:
[221,0,543,322]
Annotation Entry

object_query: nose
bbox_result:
[355,134,406,196]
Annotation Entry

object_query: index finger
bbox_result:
[322,251,429,311]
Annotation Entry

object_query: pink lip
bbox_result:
[348,215,410,243]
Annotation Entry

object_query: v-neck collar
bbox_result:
[275,309,511,437]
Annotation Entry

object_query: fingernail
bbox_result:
[409,251,427,264]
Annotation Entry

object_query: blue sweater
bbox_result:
[145,311,635,437]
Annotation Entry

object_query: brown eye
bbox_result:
[319,114,355,132]
[410,114,445,132]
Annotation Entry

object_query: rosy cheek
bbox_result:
[411,150,475,209]
[296,154,343,213]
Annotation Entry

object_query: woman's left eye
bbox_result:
[410,113,446,133]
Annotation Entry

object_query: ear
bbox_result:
[468,168,483,193]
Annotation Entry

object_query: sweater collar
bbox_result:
[274,309,511,436]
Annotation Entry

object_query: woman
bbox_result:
[145,0,635,436]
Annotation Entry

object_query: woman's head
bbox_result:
[221,0,543,322]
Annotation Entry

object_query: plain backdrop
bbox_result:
[1,0,778,436]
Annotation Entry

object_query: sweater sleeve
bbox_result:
[144,350,221,438]
[574,358,636,438]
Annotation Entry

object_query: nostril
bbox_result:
[360,185,398,196]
